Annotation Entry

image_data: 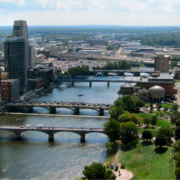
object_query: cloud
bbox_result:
[0,0,25,5]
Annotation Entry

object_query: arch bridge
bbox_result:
[0,126,107,142]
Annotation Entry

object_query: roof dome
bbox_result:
[121,83,134,88]
[149,85,165,91]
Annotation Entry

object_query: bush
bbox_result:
[115,166,118,171]
[121,163,125,169]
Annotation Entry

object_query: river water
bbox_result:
[0,77,140,179]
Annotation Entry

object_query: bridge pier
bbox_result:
[24,106,33,113]
[80,134,85,143]
[72,81,74,87]
[74,107,80,115]
[89,81,92,87]
[14,131,21,139]
[99,107,104,116]
[107,82,110,87]
[49,106,56,114]
[49,132,54,141]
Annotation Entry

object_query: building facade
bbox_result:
[28,45,35,67]
[155,54,169,72]
[1,79,20,102]
[4,36,27,93]
[140,73,174,98]
[28,78,45,90]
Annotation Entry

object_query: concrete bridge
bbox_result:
[0,126,107,142]
[54,75,139,87]
[90,70,154,76]
[5,102,112,116]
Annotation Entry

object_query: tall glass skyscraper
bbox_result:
[4,37,27,93]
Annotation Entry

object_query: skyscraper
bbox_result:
[13,20,28,42]
[13,20,35,67]
[4,36,27,93]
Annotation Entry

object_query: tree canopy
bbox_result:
[83,162,116,180]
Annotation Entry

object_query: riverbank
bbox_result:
[4,112,110,119]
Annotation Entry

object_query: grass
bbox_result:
[137,113,155,119]
[161,103,173,109]
[156,120,173,127]
[119,140,175,180]
[139,128,158,137]
[104,141,117,166]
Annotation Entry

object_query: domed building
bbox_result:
[139,85,165,102]
[117,83,135,96]
[149,85,165,102]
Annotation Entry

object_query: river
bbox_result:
[0,77,140,179]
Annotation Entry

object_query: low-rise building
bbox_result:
[117,83,135,96]
[28,77,45,90]
[139,73,174,99]
[1,79,20,102]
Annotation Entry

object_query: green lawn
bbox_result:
[156,120,173,127]
[139,128,158,137]
[161,103,173,109]
[119,140,175,180]
[137,113,155,119]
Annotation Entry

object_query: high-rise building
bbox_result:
[13,20,35,67]
[13,20,28,42]
[28,45,35,67]
[4,36,27,93]
[155,54,169,73]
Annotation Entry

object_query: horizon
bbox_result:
[0,0,180,26]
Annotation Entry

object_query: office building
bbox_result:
[13,20,35,67]
[4,36,27,93]
[1,79,20,102]
[155,54,169,72]
[28,45,35,67]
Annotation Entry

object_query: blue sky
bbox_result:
[0,0,180,26]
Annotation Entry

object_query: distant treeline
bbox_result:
[64,65,90,78]
[129,32,180,47]
[93,60,132,70]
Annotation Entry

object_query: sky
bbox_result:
[0,0,180,26]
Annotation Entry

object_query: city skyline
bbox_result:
[0,0,180,26]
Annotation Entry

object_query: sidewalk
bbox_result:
[113,141,133,180]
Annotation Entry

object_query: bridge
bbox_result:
[90,69,154,76]
[54,75,139,87]
[0,125,106,142]
[5,101,112,116]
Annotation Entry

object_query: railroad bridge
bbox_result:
[5,102,112,116]
[0,126,107,142]
[54,75,139,87]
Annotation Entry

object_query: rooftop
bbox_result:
[1,79,19,83]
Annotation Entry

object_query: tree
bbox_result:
[174,140,180,152]
[172,103,178,112]
[143,116,151,127]
[83,162,116,180]
[142,130,153,141]
[175,127,180,140]
[150,103,153,111]
[158,103,162,111]
[175,167,180,180]
[176,120,180,126]
[155,134,167,148]
[104,119,120,143]
[120,122,139,143]
[171,61,178,69]
[109,105,125,120]
[157,126,174,141]
[151,116,158,126]
[118,112,142,125]
[171,111,180,124]
[122,95,136,113]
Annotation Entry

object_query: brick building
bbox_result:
[1,79,20,102]
[155,54,169,73]
[140,73,174,98]
[28,77,45,90]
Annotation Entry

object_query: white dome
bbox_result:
[149,85,165,91]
